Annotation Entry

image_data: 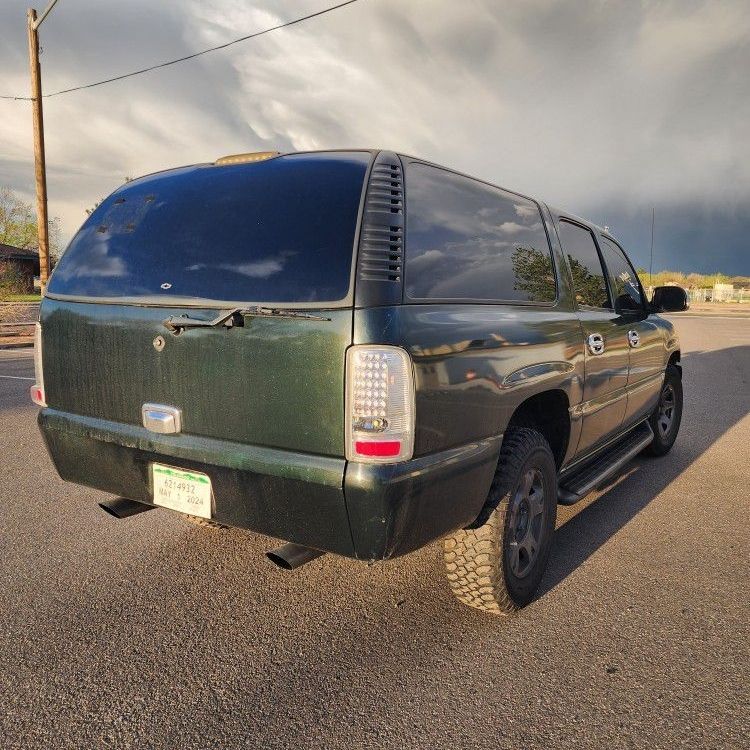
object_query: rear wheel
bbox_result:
[444,427,557,615]
[644,364,683,456]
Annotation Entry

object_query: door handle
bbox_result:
[587,333,605,355]
[142,403,182,434]
[628,330,641,348]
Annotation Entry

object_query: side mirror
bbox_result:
[651,285,688,313]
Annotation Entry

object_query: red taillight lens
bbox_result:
[354,440,402,457]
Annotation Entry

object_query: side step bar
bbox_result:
[558,421,654,505]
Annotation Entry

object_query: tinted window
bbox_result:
[557,221,610,308]
[405,164,555,303]
[48,152,370,303]
[599,237,644,312]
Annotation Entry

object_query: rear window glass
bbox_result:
[404,164,556,303]
[48,152,370,304]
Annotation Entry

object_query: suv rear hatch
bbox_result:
[38,151,372,552]
[42,151,371,453]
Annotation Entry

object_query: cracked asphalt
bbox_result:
[0,316,748,749]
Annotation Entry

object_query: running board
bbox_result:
[558,422,654,505]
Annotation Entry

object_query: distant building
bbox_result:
[0,243,40,294]
[713,283,734,302]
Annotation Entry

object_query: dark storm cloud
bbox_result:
[0,0,747,272]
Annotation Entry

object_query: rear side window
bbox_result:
[404,164,556,303]
[599,237,644,312]
[557,221,610,309]
[47,152,371,304]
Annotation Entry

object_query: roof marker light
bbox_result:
[214,151,280,166]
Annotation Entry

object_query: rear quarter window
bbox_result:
[47,152,371,304]
[404,163,556,303]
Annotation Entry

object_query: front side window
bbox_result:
[557,221,610,309]
[405,164,556,303]
[599,237,644,313]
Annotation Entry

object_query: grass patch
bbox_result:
[0,294,42,302]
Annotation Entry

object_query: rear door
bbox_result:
[598,235,664,428]
[42,151,372,457]
[556,219,629,456]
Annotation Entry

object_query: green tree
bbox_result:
[86,176,134,216]
[511,246,556,301]
[512,246,608,306]
[0,186,61,259]
[567,255,609,307]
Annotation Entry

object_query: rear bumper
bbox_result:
[39,409,501,560]
[344,436,502,559]
[39,409,354,556]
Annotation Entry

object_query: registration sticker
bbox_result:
[151,464,212,519]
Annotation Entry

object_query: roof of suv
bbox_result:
[126,148,614,241]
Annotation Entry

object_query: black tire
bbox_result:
[444,427,558,615]
[644,364,683,457]
[185,515,227,529]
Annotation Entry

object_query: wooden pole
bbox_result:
[27,7,50,290]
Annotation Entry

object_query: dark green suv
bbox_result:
[32,149,687,614]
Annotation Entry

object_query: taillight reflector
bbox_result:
[354,440,402,457]
[31,322,47,407]
[30,384,46,406]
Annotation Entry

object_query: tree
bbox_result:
[511,246,556,301]
[86,176,134,216]
[566,255,610,307]
[513,245,609,306]
[0,186,61,259]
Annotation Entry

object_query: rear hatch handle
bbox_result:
[163,306,330,334]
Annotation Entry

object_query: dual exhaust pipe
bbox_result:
[265,543,324,570]
[98,498,324,570]
[98,497,155,519]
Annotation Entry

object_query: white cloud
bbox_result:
[227,259,284,278]
[0,0,747,273]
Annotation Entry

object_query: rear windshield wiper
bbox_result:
[163,306,330,333]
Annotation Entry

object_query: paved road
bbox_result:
[0,318,748,749]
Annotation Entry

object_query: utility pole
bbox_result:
[26,0,59,291]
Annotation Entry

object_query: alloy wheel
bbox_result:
[507,467,545,579]
[657,383,676,438]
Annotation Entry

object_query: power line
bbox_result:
[0,0,363,101]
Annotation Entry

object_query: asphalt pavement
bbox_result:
[0,317,748,749]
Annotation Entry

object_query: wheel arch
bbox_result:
[506,389,571,469]
[668,349,682,376]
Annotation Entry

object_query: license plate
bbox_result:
[151,463,212,518]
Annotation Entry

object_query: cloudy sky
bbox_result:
[1,0,748,273]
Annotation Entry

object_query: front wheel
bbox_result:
[644,364,683,456]
[444,427,557,615]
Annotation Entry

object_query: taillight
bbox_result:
[345,345,415,463]
[30,322,46,407]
